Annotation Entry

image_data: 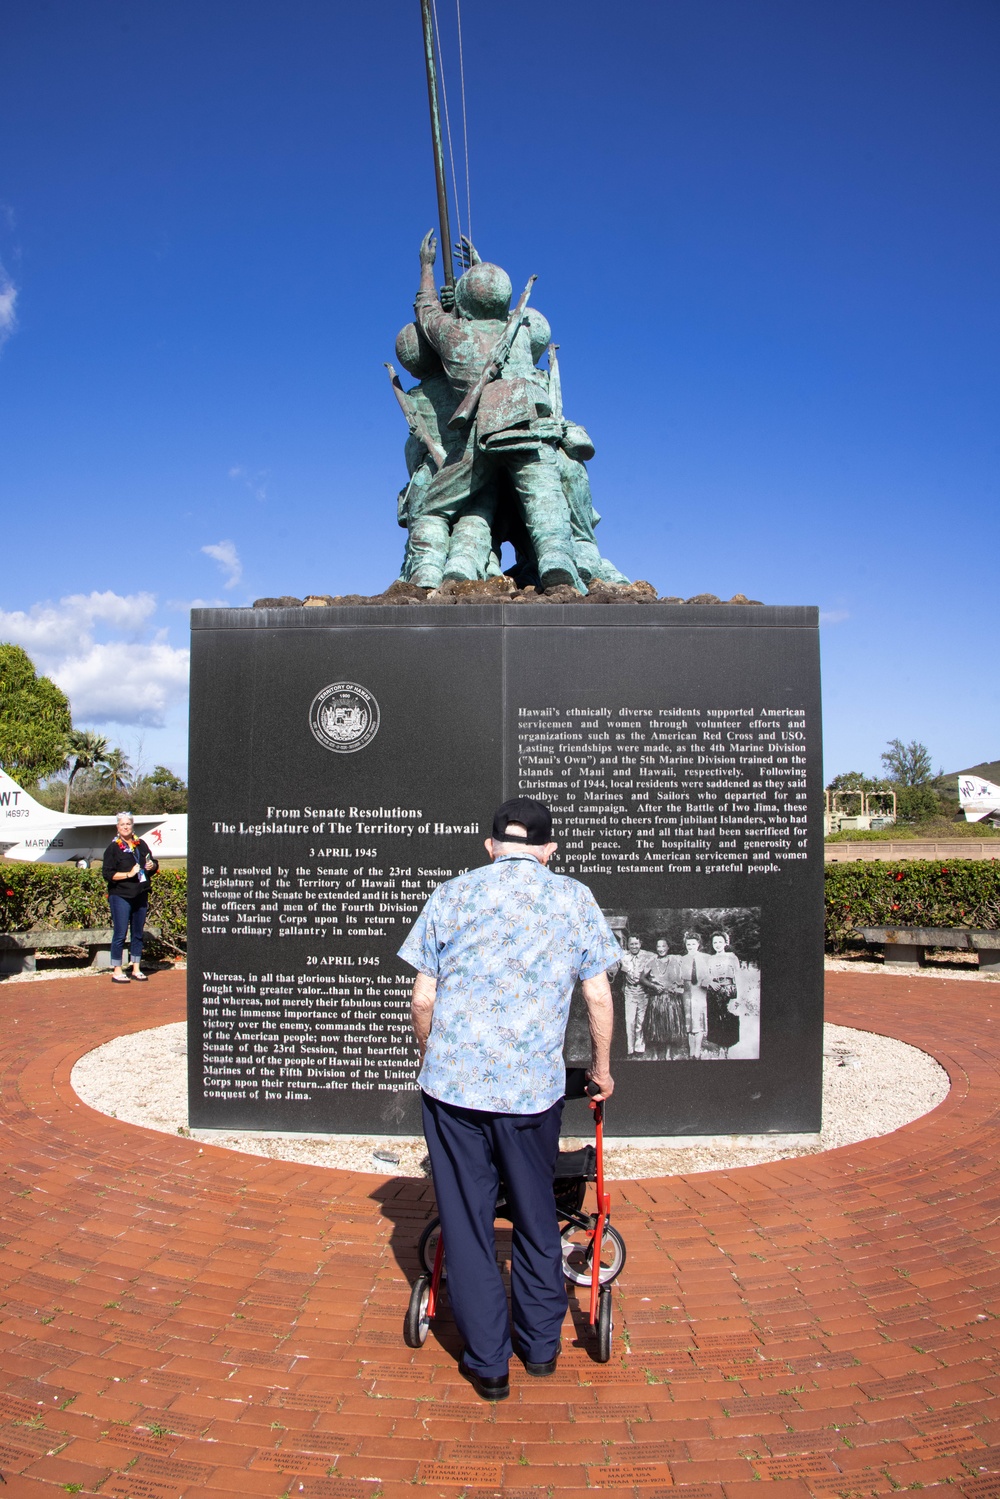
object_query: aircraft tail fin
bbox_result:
[0,767,47,815]
[958,775,1000,822]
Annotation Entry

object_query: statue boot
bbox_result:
[443,512,493,582]
[572,539,631,587]
[519,497,586,592]
[506,449,586,593]
[407,514,450,589]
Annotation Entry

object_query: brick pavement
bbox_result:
[1,968,999,1499]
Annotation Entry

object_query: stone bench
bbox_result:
[859,926,1000,970]
[0,926,161,976]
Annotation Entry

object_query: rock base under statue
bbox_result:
[252,578,764,609]
[187,599,822,1138]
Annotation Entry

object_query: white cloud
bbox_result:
[0,591,156,654]
[51,641,190,726]
[0,261,18,350]
[0,590,187,727]
[820,609,850,626]
[202,539,243,589]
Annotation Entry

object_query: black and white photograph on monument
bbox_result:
[605,908,761,1062]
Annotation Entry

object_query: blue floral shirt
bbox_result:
[398,853,620,1114]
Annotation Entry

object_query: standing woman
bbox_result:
[705,930,741,1057]
[680,931,711,1060]
[102,813,158,983]
[642,938,686,1059]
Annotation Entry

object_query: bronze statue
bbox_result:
[388,233,630,593]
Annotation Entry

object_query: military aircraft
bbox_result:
[959,774,1000,826]
[0,767,187,863]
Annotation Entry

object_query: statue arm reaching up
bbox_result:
[416,228,461,358]
[418,229,439,296]
[438,236,481,309]
[419,230,481,312]
[455,234,481,269]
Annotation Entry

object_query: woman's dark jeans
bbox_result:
[109,891,149,966]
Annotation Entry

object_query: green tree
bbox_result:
[63,729,110,812]
[150,765,184,792]
[99,747,134,796]
[881,739,933,786]
[894,784,940,822]
[0,643,72,785]
[131,765,187,814]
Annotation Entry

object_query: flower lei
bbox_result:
[115,833,141,853]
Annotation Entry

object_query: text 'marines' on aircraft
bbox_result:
[0,767,187,863]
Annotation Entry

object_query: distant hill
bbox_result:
[939,759,1000,798]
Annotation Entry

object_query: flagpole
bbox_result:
[419,0,456,290]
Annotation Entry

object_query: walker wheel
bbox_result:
[560,1221,626,1285]
[418,1219,446,1280]
[596,1287,613,1363]
[404,1274,432,1347]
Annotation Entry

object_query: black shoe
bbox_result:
[513,1338,560,1377]
[458,1355,509,1401]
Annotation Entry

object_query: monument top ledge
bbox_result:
[192,594,819,631]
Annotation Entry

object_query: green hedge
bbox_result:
[0,864,187,959]
[825,859,1000,952]
[4,859,998,962]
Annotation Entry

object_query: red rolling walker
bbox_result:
[404,1070,625,1362]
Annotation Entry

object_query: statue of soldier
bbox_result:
[521,310,630,588]
[446,302,627,589]
[413,231,585,593]
[391,322,504,588]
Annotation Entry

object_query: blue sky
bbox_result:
[1,0,997,783]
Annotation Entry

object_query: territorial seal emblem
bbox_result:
[309,681,380,754]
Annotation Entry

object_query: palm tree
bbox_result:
[63,730,110,812]
[98,747,134,797]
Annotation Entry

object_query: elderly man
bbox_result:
[398,797,619,1401]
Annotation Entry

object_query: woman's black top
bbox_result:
[102,838,159,899]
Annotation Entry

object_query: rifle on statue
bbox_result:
[447,276,537,429]
[384,363,447,469]
[547,343,563,424]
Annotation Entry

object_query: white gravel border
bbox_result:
[70,1021,949,1179]
[826,955,1000,981]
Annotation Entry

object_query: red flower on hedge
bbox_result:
[941,867,949,875]
[894,872,904,881]
[4,889,12,898]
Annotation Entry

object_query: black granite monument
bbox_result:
[187,599,822,1137]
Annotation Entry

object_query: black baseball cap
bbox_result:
[492,798,553,845]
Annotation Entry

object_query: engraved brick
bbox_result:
[588,1462,674,1486]
[420,1461,503,1485]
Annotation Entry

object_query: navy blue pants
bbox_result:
[421,1090,567,1378]
[109,891,148,966]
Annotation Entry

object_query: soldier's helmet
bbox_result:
[395,322,441,379]
[524,308,552,364]
[455,262,512,321]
